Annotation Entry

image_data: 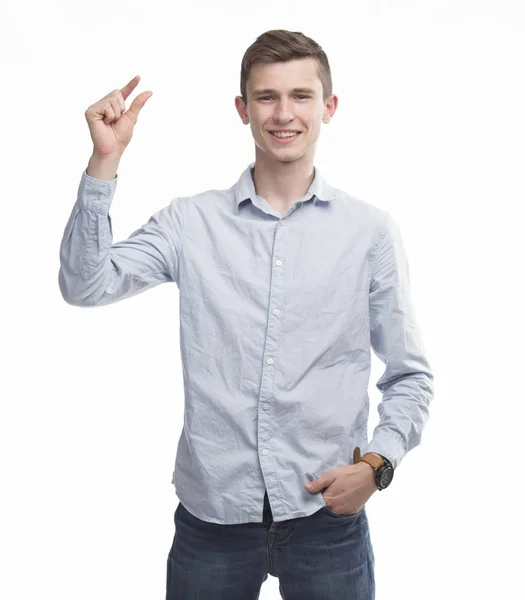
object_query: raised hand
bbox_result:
[84,75,152,157]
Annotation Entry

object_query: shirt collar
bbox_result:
[234,162,336,212]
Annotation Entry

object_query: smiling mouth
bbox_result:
[269,131,301,138]
[268,132,302,145]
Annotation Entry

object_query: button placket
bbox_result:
[258,216,288,506]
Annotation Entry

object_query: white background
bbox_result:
[1,0,524,598]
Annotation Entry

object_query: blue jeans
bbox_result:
[166,490,375,599]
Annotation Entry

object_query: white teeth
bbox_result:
[271,131,299,138]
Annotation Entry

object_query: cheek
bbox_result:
[249,121,262,135]
[308,121,322,137]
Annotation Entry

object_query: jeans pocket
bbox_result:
[323,504,363,518]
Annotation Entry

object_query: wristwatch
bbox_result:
[353,446,394,491]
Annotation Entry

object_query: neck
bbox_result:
[251,149,315,214]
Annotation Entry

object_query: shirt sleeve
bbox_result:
[366,212,435,470]
[58,169,185,307]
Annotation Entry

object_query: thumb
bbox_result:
[126,91,153,123]
[304,479,318,492]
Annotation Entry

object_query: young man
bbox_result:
[59,29,434,600]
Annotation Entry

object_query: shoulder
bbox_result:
[328,184,391,232]
[174,186,233,213]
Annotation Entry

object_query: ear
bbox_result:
[234,96,250,125]
[323,93,338,124]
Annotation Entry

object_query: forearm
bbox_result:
[58,169,119,306]
[86,152,122,181]
[367,370,434,469]
[58,168,178,307]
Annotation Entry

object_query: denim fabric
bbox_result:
[166,490,375,599]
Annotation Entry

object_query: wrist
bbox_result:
[354,460,374,474]
[87,152,122,180]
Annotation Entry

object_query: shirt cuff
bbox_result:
[367,430,407,470]
[79,168,118,213]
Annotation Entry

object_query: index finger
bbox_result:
[120,75,141,100]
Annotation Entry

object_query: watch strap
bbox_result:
[353,446,385,470]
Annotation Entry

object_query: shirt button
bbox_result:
[92,234,98,240]
[262,449,268,456]
[266,357,274,365]
[262,403,269,410]
[99,194,105,200]
[273,308,280,316]
[275,259,282,266]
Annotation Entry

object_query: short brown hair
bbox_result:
[240,29,333,104]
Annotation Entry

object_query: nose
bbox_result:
[273,99,294,123]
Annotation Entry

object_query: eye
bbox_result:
[257,95,310,101]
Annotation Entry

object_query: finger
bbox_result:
[108,97,122,120]
[120,75,141,101]
[125,91,153,124]
[109,90,126,113]
[103,104,115,126]
[116,91,125,112]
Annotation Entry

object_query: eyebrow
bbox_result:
[252,87,317,96]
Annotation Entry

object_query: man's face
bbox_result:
[235,57,337,165]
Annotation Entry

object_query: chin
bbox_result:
[256,139,307,163]
[269,145,305,158]
[277,155,302,163]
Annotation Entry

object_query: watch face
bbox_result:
[380,466,394,488]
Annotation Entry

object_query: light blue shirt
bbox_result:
[58,162,434,524]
